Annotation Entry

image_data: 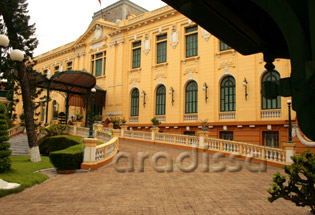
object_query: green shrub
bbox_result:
[0,102,11,173]
[268,150,315,214]
[39,135,82,156]
[49,144,84,170]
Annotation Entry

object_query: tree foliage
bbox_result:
[0,102,11,173]
[268,150,315,214]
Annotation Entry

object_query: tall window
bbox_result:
[91,51,106,77]
[156,85,166,115]
[263,131,279,148]
[261,71,281,109]
[66,61,72,71]
[131,89,139,116]
[185,25,198,58]
[157,34,167,64]
[220,41,232,51]
[185,81,198,113]
[54,66,59,73]
[132,41,141,68]
[220,76,236,112]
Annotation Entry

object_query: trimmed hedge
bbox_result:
[49,144,84,170]
[39,135,83,156]
[0,102,10,173]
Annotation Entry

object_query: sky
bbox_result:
[27,0,166,56]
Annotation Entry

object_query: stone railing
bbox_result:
[184,114,198,121]
[204,137,286,163]
[219,112,236,120]
[65,125,119,171]
[8,125,23,137]
[261,110,281,119]
[120,127,293,165]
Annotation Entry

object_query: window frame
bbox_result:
[220,76,236,112]
[91,51,106,77]
[131,89,139,116]
[156,34,167,64]
[155,85,166,115]
[263,131,279,148]
[219,41,232,51]
[132,41,141,69]
[185,81,198,114]
[66,61,72,71]
[261,71,281,110]
[185,25,198,58]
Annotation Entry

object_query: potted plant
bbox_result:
[151,117,161,128]
[94,115,102,124]
[121,117,126,126]
[111,118,120,129]
[74,112,83,122]
[200,118,208,131]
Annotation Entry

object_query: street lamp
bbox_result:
[0,34,9,71]
[287,99,293,143]
[10,49,25,62]
[88,88,96,138]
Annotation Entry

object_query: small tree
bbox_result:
[151,117,161,128]
[0,102,11,173]
[268,150,315,214]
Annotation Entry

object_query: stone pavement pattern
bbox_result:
[9,134,29,155]
[0,140,311,215]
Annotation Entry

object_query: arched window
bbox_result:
[156,85,166,115]
[220,76,236,112]
[131,89,139,116]
[261,71,281,109]
[185,81,198,113]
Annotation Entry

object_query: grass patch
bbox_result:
[0,155,53,198]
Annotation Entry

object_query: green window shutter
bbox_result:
[95,59,102,77]
[156,85,166,115]
[186,33,198,58]
[261,71,281,110]
[157,41,167,64]
[220,41,232,51]
[131,89,139,116]
[132,48,141,69]
[220,76,236,112]
[185,81,198,113]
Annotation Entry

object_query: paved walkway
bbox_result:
[0,140,311,215]
[9,134,29,155]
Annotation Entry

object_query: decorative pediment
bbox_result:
[73,21,119,47]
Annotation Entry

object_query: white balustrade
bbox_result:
[219,112,236,120]
[261,110,281,119]
[184,114,198,121]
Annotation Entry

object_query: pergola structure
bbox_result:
[162,0,315,140]
[18,70,105,125]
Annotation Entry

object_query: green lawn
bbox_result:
[0,155,53,198]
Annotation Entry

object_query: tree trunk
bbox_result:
[17,62,41,162]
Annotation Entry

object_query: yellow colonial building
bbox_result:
[14,0,313,153]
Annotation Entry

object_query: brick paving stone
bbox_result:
[0,140,312,215]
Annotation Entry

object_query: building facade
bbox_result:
[14,1,315,153]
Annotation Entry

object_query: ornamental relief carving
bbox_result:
[183,63,199,75]
[218,57,235,70]
[129,69,141,84]
[154,69,167,80]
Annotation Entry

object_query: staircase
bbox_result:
[9,134,29,155]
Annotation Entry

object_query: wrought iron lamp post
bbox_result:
[202,82,208,103]
[287,99,293,143]
[88,88,96,138]
[242,78,248,100]
[168,87,174,105]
